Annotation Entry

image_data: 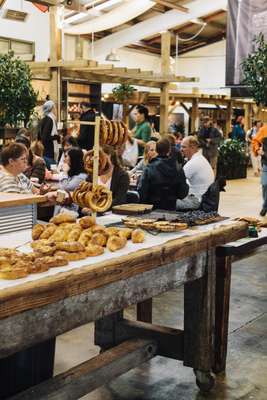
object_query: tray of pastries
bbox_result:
[122,210,226,232]
[0,213,146,280]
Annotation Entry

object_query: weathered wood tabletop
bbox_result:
[0,221,248,399]
[0,193,47,208]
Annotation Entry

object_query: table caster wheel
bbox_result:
[194,370,215,393]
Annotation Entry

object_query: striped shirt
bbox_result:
[0,170,33,193]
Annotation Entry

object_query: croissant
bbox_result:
[90,232,107,247]
[106,235,127,252]
[50,213,76,225]
[56,241,85,253]
[85,244,104,257]
[40,224,57,239]
[79,216,96,229]
[32,224,45,240]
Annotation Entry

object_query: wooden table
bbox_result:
[0,221,247,399]
[214,229,267,373]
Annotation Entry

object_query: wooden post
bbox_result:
[49,6,62,118]
[243,103,251,132]
[191,98,199,133]
[75,36,84,60]
[160,31,171,135]
[226,100,233,137]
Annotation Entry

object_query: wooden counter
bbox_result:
[0,193,47,208]
[0,221,248,398]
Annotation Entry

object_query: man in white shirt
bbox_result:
[176,136,214,210]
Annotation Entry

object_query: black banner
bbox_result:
[226,0,267,96]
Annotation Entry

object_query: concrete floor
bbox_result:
[54,170,267,400]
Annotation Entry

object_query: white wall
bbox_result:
[176,40,229,95]
[0,0,49,61]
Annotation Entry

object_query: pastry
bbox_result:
[56,241,85,253]
[78,229,92,246]
[32,224,45,240]
[118,228,133,240]
[87,185,112,213]
[29,260,50,274]
[40,224,57,239]
[85,243,104,257]
[104,226,120,236]
[55,251,87,261]
[40,255,68,268]
[34,244,57,257]
[106,235,127,252]
[131,229,145,243]
[31,239,52,249]
[153,221,188,232]
[90,224,106,234]
[50,213,76,225]
[90,232,107,247]
[0,265,28,280]
[67,227,82,241]
[48,227,67,242]
[79,216,96,229]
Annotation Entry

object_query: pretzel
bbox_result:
[100,119,108,145]
[84,149,109,175]
[87,185,112,212]
[110,121,119,145]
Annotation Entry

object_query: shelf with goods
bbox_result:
[61,80,101,123]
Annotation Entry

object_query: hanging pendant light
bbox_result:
[105,49,120,62]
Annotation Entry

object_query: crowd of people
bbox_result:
[0,100,267,217]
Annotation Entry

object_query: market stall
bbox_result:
[0,217,247,398]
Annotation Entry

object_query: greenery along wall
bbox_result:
[0,52,37,127]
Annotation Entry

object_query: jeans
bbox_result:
[176,194,200,210]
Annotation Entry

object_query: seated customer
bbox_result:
[129,140,157,176]
[99,145,129,207]
[138,138,188,210]
[16,136,46,184]
[176,136,214,210]
[0,143,39,194]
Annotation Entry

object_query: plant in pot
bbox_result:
[217,139,249,180]
[112,84,136,124]
[241,33,267,106]
[0,52,38,145]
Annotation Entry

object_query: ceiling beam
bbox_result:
[153,0,189,13]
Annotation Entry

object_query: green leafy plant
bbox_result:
[112,83,135,103]
[241,33,267,106]
[0,52,38,127]
[218,139,249,179]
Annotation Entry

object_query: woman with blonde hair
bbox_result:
[129,140,157,176]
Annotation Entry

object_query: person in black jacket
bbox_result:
[77,102,96,151]
[38,100,60,167]
[138,138,189,211]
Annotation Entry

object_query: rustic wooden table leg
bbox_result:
[137,299,152,323]
[95,311,123,351]
[184,250,216,392]
[213,253,232,373]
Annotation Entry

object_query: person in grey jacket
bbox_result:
[198,116,222,176]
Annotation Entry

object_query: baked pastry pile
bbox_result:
[0,214,146,280]
[100,119,128,146]
[72,182,112,212]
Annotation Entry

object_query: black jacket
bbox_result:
[77,109,95,151]
[198,126,221,159]
[38,116,58,159]
[110,166,130,207]
[138,156,189,211]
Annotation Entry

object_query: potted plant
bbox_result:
[112,84,136,103]
[217,139,249,179]
[0,52,37,144]
[241,33,267,106]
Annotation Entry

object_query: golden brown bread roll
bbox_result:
[106,235,127,252]
[90,224,106,234]
[85,244,105,257]
[104,227,120,236]
[78,229,93,247]
[48,228,67,243]
[0,266,29,280]
[90,232,107,247]
[29,261,50,274]
[56,241,85,253]
[67,227,82,241]
[79,216,96,229]
[40,224,57,239]
[50,213,76,225]
[56,251,87,261]
[40,255,68,268]
[32,224,45,240]
[31,239,52,249]
[118,228,133,240]
[33,244,57,257]
[131,229,145,243]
